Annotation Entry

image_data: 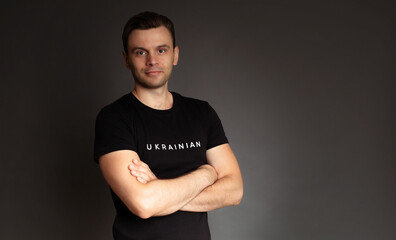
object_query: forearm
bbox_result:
[180,174,243,212]
[139,165,217,217]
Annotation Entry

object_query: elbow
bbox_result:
[233,188,244,206]
[232,183,244,206]
[134,207,153,220]
[130,201,153,219]
[125,189,156,219]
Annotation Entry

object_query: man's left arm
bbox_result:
[179,143,243,212]
[129,143,243,212]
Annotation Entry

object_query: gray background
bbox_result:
[1,0,395,239]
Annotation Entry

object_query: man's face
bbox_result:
[123,26,179,89]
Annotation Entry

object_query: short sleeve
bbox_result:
[93,106,136,163]
[206,103,228,149]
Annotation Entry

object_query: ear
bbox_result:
[173,46,179,66]
[122,50,130,69]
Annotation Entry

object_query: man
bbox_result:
[94,11,243,240]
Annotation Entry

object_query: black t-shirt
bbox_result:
[94,92,228,240]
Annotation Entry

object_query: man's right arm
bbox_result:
[99,149,217,219]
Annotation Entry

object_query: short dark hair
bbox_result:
[122,11,176,54]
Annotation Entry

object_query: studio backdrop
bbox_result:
[1,1,395,239]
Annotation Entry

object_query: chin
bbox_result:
[132,71,170,89]
[136,79,168,89]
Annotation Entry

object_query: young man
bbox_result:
[94,12,243,240]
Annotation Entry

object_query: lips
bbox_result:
[144,68,163,76]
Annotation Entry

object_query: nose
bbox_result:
[146,53,158,66]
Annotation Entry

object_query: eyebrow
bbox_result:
[157,44,171,49]
[130,45,171,52]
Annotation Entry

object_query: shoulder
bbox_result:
[96,93,134,123]
[98,93,132,115]
[173,92,211,112]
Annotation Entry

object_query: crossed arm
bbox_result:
[99,143,243,219]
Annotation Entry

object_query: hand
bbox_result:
[128,159,158,184]
[198,164,218,185]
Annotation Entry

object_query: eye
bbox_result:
[136,50,146,56]
[158,49,167,54]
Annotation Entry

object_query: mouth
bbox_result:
[144,69,163,76]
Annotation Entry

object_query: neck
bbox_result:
[132,85,173,110]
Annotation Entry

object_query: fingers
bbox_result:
[130,169,152,183]
[128,159,157,183]
[131,158,149,168]
[198,164,218,184]
[129,159,154,177]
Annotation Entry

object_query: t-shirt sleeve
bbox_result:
[206,103,228,149]
[93,106,137,163]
